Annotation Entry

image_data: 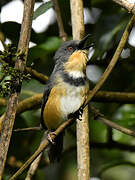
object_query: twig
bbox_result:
[112,0,135,14]
[0,0,35,178]
[9,117,74,180]
[70,1,90,180]
[91,91,135,103]
[89,106,135,137]
[52,0,67,41]
[83,15,135,108]
[25,134,46,180]
[16,93,42,115]
[25,153,43,180]
[25,67,48,84]
[14,126,42,132]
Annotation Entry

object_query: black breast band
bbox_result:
[62,72,87,87]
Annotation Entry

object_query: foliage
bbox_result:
[0,0,135,180]
[33,1,54,20]
[0,45,31,96]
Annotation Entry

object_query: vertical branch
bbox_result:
[0,0,35,179]
[77,107,90,180]
[70,0,85,40]
[52,0,67,42]
[70,0,90,180]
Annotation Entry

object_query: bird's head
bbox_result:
[54,34,93,72]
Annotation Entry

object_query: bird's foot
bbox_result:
[77,107,83,121]
[47,132,56,145]
[69,107,84,121]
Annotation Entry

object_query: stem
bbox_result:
[90,105,135,137]
[70,0,90,180]
[112,0,135,14]
[52,0,67,42]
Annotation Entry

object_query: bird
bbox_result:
[41,34,93,162]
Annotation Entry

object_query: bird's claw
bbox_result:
[47,132,56,144]
[77,107,83,121]
[68,107,84,121]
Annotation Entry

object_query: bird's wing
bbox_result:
[40,82,52,129]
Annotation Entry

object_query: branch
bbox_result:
[25,135,46,180]
[90,106,135,137]
[112,0,135,14]
[25,153,43,180]
[16,93,42,115]
[25,67,48,84]
[52,0,67,41]
[83,15,135,108]
[70,0,85,40]
[0,0,35,178]
[14,126,42,132]
[92,91,135,103]
[70,1,90,180]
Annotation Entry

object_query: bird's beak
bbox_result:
[78,34,93,50]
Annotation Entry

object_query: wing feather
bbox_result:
[40,82,52,129]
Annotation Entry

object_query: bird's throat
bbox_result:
[64,50,88,73]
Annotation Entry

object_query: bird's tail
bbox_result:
[48,132,64,163]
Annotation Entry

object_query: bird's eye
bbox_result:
[67,46,73,51]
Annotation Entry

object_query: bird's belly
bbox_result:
[60,95,82,117]
[60,84,86,118]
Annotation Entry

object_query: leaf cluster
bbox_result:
[0,46,31,97]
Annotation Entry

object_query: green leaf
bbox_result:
[33,1,54,20]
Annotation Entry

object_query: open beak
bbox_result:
[78,34,94,50]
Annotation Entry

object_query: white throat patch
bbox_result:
[68,71,85,78]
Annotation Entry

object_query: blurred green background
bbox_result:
[1,0,135,179]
